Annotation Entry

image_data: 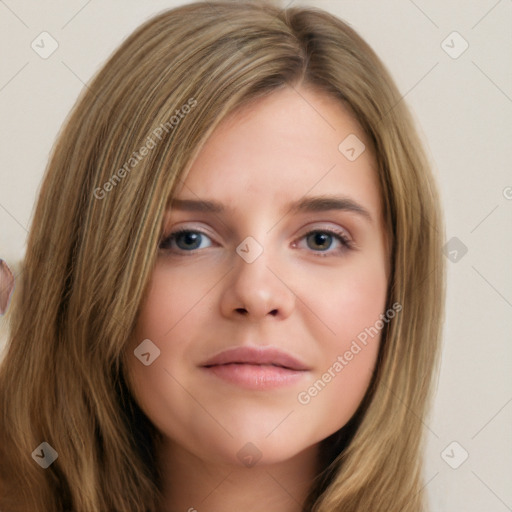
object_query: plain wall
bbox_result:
[1,1,511,510]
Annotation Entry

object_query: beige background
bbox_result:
[1,1,511,510]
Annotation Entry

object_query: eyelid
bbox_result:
[297,222,353,241]
[159,222,355,256]
[292,224,355,256]
[160,221,216,237]
[161,221,353,241]
[158,225,217,251]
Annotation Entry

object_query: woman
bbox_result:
[0,1,445,511]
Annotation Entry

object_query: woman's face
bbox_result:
[126,86,390,467]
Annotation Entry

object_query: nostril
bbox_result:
[233,308,278,316]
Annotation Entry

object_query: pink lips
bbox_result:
[201,346,310,390]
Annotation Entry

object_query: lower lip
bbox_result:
[202,363,307,390]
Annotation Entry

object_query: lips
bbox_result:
[200,346,310,390]
[201,346,310,371]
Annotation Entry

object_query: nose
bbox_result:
[219,241,296,321]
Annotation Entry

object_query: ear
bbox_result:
[0,259,15,315]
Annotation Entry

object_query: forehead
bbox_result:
[174,86,381,217]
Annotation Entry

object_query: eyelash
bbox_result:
[158,227,354,257]
[296,228,354,256]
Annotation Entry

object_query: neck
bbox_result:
[156,439,321,512]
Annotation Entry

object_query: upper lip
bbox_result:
[201,346,310,371]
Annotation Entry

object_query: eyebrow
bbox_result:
[169,195,373,222]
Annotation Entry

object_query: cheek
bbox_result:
[125,264,218,438]
[303,251,388,347]
[334,266,387,339]
[135,263,214,341]
[295,253,388,427]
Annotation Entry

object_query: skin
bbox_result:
[0,259,14,315]
[125,85,390,512]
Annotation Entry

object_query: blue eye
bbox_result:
[159,229,213,251]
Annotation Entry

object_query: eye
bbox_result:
[293,228,353,257]
[159,226,354,257]
[159,229,214,252]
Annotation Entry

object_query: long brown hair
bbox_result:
[0,1,445,510]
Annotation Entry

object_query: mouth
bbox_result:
[200,346,310,390]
